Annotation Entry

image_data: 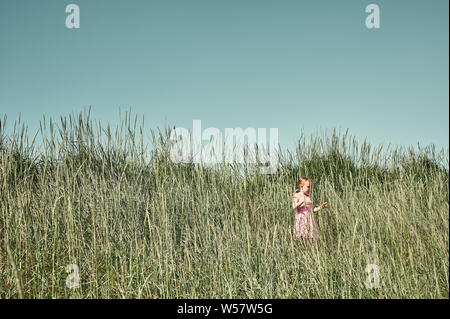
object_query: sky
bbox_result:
[0,0,448,160]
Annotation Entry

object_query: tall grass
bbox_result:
[0,109,448,298]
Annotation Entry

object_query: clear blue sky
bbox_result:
[0,0,448,156]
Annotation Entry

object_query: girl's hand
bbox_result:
[321,202,329,209]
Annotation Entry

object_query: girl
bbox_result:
[292,177,329,239]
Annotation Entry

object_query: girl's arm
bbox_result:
[313,202,328,213]
[313,206,322,213]
[292,196,305,210]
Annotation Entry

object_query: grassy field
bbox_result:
[0,110,448,298]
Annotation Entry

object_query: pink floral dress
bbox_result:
[292,192,320,239]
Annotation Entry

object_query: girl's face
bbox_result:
[301,181,311,195]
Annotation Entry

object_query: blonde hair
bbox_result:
[295,176,312,193]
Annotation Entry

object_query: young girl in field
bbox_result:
[292,177,329,239]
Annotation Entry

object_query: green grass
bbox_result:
[0,109,448,298]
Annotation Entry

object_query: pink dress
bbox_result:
[292,192,320,239]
